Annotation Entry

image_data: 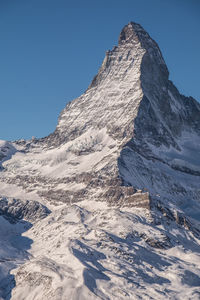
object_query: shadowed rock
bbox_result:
[0,197,51,224]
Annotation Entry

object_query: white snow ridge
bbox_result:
[0,22,200,300]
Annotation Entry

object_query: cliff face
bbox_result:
[0,22,200,300]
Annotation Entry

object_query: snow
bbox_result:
[1,203,198,300]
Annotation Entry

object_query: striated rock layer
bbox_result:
[0,22,200,300]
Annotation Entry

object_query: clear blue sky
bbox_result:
[0,0,199,140]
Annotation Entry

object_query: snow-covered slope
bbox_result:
[0,22,200,299]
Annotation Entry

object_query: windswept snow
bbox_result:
[6,203,200,300]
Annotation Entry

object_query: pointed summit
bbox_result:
[118,22,143,45]
[118,22,169,82]
[118,21,162,54]
[87,21,169,91]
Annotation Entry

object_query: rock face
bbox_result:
[0,197,51,224]
[0,22,200,299]
[0,140,16,167]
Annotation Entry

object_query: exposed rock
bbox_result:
[0,197,51,223]
[156,201,200,238]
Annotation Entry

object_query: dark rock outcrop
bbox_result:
[0,197,51,223]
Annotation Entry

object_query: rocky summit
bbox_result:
[0,22,200,300]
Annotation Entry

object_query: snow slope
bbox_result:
[10,203,200,300]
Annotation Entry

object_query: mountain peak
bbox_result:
[87,21,168,96]
[118,22,144,45]
[118,22,168,79]
[1,21,200,299]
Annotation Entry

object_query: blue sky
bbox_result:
[0,0,199,140]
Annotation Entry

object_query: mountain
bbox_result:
[0,22,200,300]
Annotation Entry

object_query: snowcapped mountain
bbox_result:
[0,22,200,299]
